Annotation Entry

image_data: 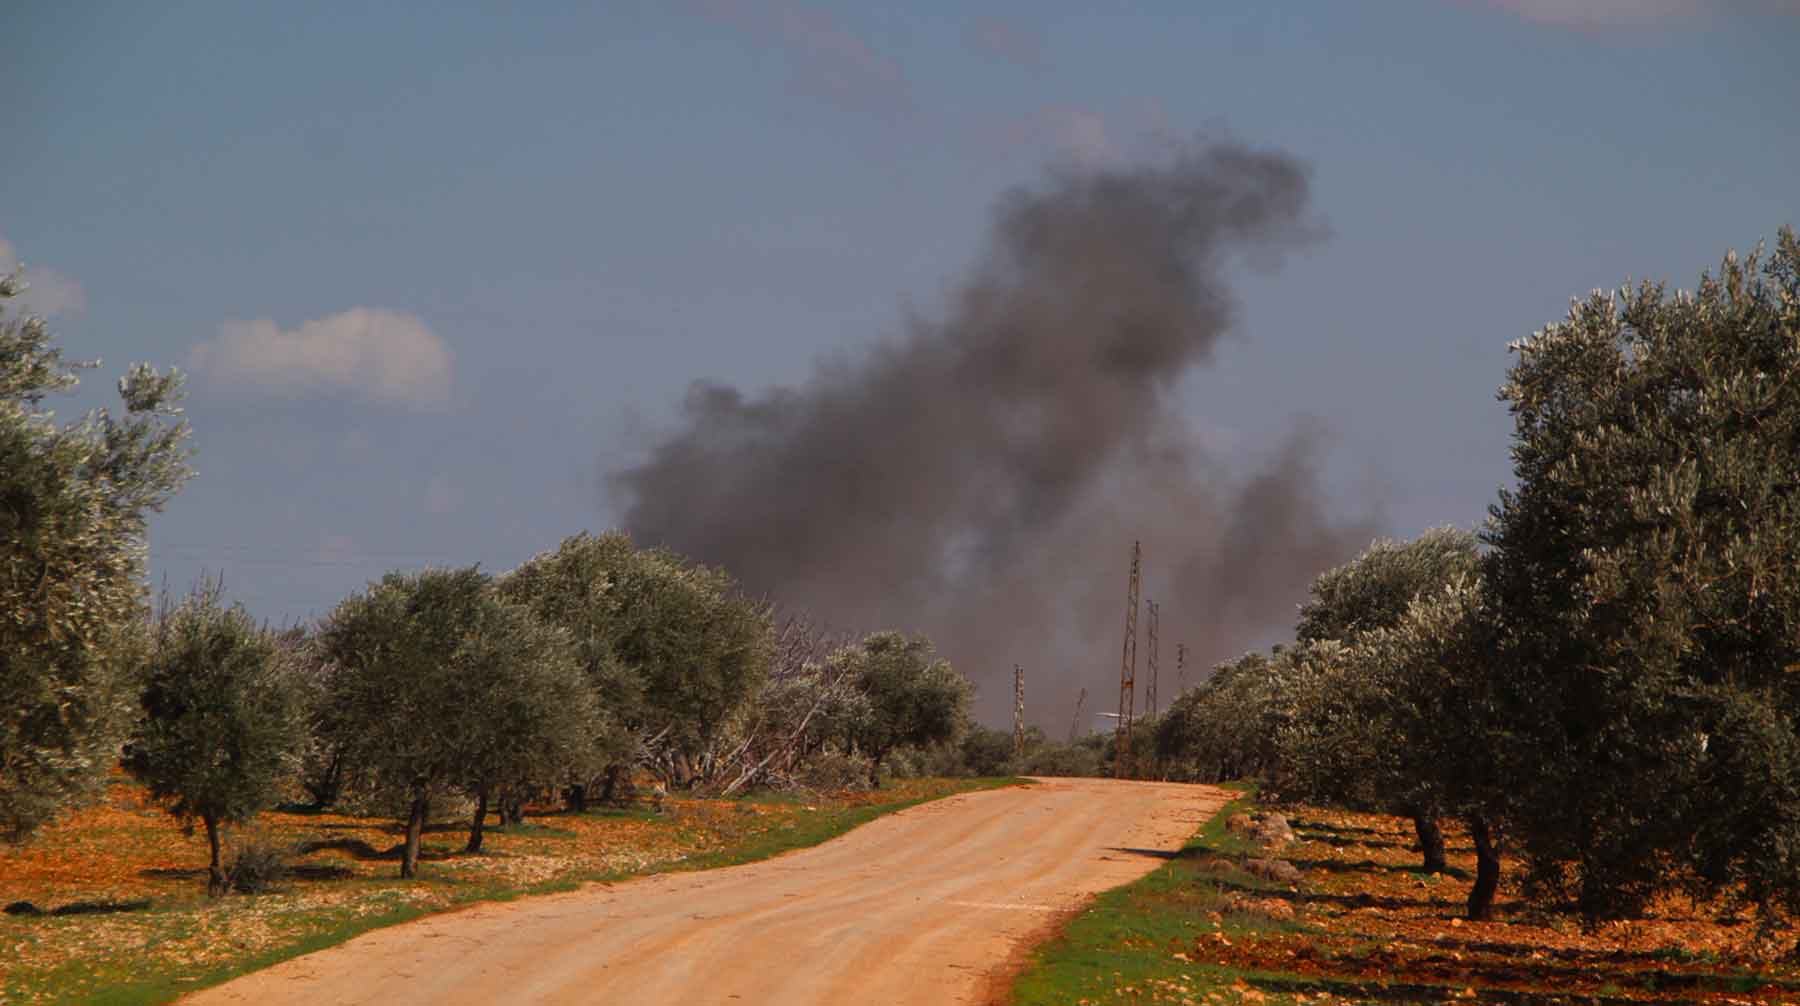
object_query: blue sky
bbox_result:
[4,1,1796,642]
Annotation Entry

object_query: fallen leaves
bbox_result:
[1198,803,1800,1004]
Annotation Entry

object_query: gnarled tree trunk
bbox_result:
[465,784,490,854]
[1467,815,1501,920]
[1413,813,1447,874]
[204,813,226,897]
[401,793,428,879]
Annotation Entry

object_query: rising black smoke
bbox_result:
[610,140,1379,726]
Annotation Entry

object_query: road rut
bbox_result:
[184,777,1228,1006]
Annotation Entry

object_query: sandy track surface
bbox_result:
[184,778,1228,1006]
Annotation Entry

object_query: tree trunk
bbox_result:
[204,813,226,897]
[465,784,489,854]
[597,766,626,806]
[1467,815,1501,921]
[401,793,428,879]
[501,791,525,827]
[868,753,884,790]
[1413,813,1448,874]
[306,752,344,810]
[566,783,588,814]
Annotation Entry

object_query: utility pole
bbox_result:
[1115,540,1140,779]
[1146,600,1160,720]
[1013,665,1025,758]
[1069,687,1087,742]
[1176,643,1188,696]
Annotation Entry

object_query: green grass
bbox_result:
[5,777,1025,1006]
[1007,782,1331,1006]
[1005,782,1499,1006]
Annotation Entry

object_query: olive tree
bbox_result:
[836,632,970,788]
[1325,579,1507,918]
[455,610,603,853]
[1286,530,1481,874]
[1154,647,1319,785]
[1,273,192,842]
[499,532,771,793]
[1485,228,1800,923]
[319,567,601,876]
[124,585,309,895]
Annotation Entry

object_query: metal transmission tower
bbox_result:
[1069,687,1087,742]
[1176,643,1188,695]
[1013,665,1025,757]
[1115,540,1141,778]
[1145,600,1160,719]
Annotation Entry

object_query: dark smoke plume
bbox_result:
[611,141,1378,726]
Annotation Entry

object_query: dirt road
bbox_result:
[184,777,1227,1006]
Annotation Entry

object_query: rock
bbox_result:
[1243,857,1302,885]
[1253,898,1296,922]
[1221,893,1297,923]
[1225,813,1255,835]
[1250,812,1295,847]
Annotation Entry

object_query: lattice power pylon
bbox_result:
[1069,687,1087,742]
[1146,600,1160,720]
[1013,665,1025,757]
[1176,643,1188,696]
[1115,540,1141,778]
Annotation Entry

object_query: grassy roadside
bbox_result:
[3,775,1024,1006]
[1005,785,1799,1006]
[1006,782,1308,1006]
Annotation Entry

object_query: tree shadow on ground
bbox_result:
[1282,854,1471,880]
[4,898,152,918]
[1293,831,1418,852]
[1219,923,1800,1004]
[141,863,355,882]
[1103,846,1181,860]
[1288,818,1389,838]
[1244,971,1713,1006]
[1210,876,1444,913]
[290,837,460,862]
[302,820,467,836]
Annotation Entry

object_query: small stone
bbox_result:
[1243,857,1302,884]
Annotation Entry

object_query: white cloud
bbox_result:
[0,236,86,316]
[190,307,452,409]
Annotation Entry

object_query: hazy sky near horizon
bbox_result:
[4,2,1795,704]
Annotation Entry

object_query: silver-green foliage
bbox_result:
[834,631,971,787]
[1295,528,1480,645]
[1486,228,1800,921]
[319,567,601,875]
[1155,646,1325,785]
[124,584,309,893]
[0,273,193,841]
[1281,530,1482,814]
[499,531,771,785]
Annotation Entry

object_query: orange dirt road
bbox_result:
[184,778,1228,1006]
